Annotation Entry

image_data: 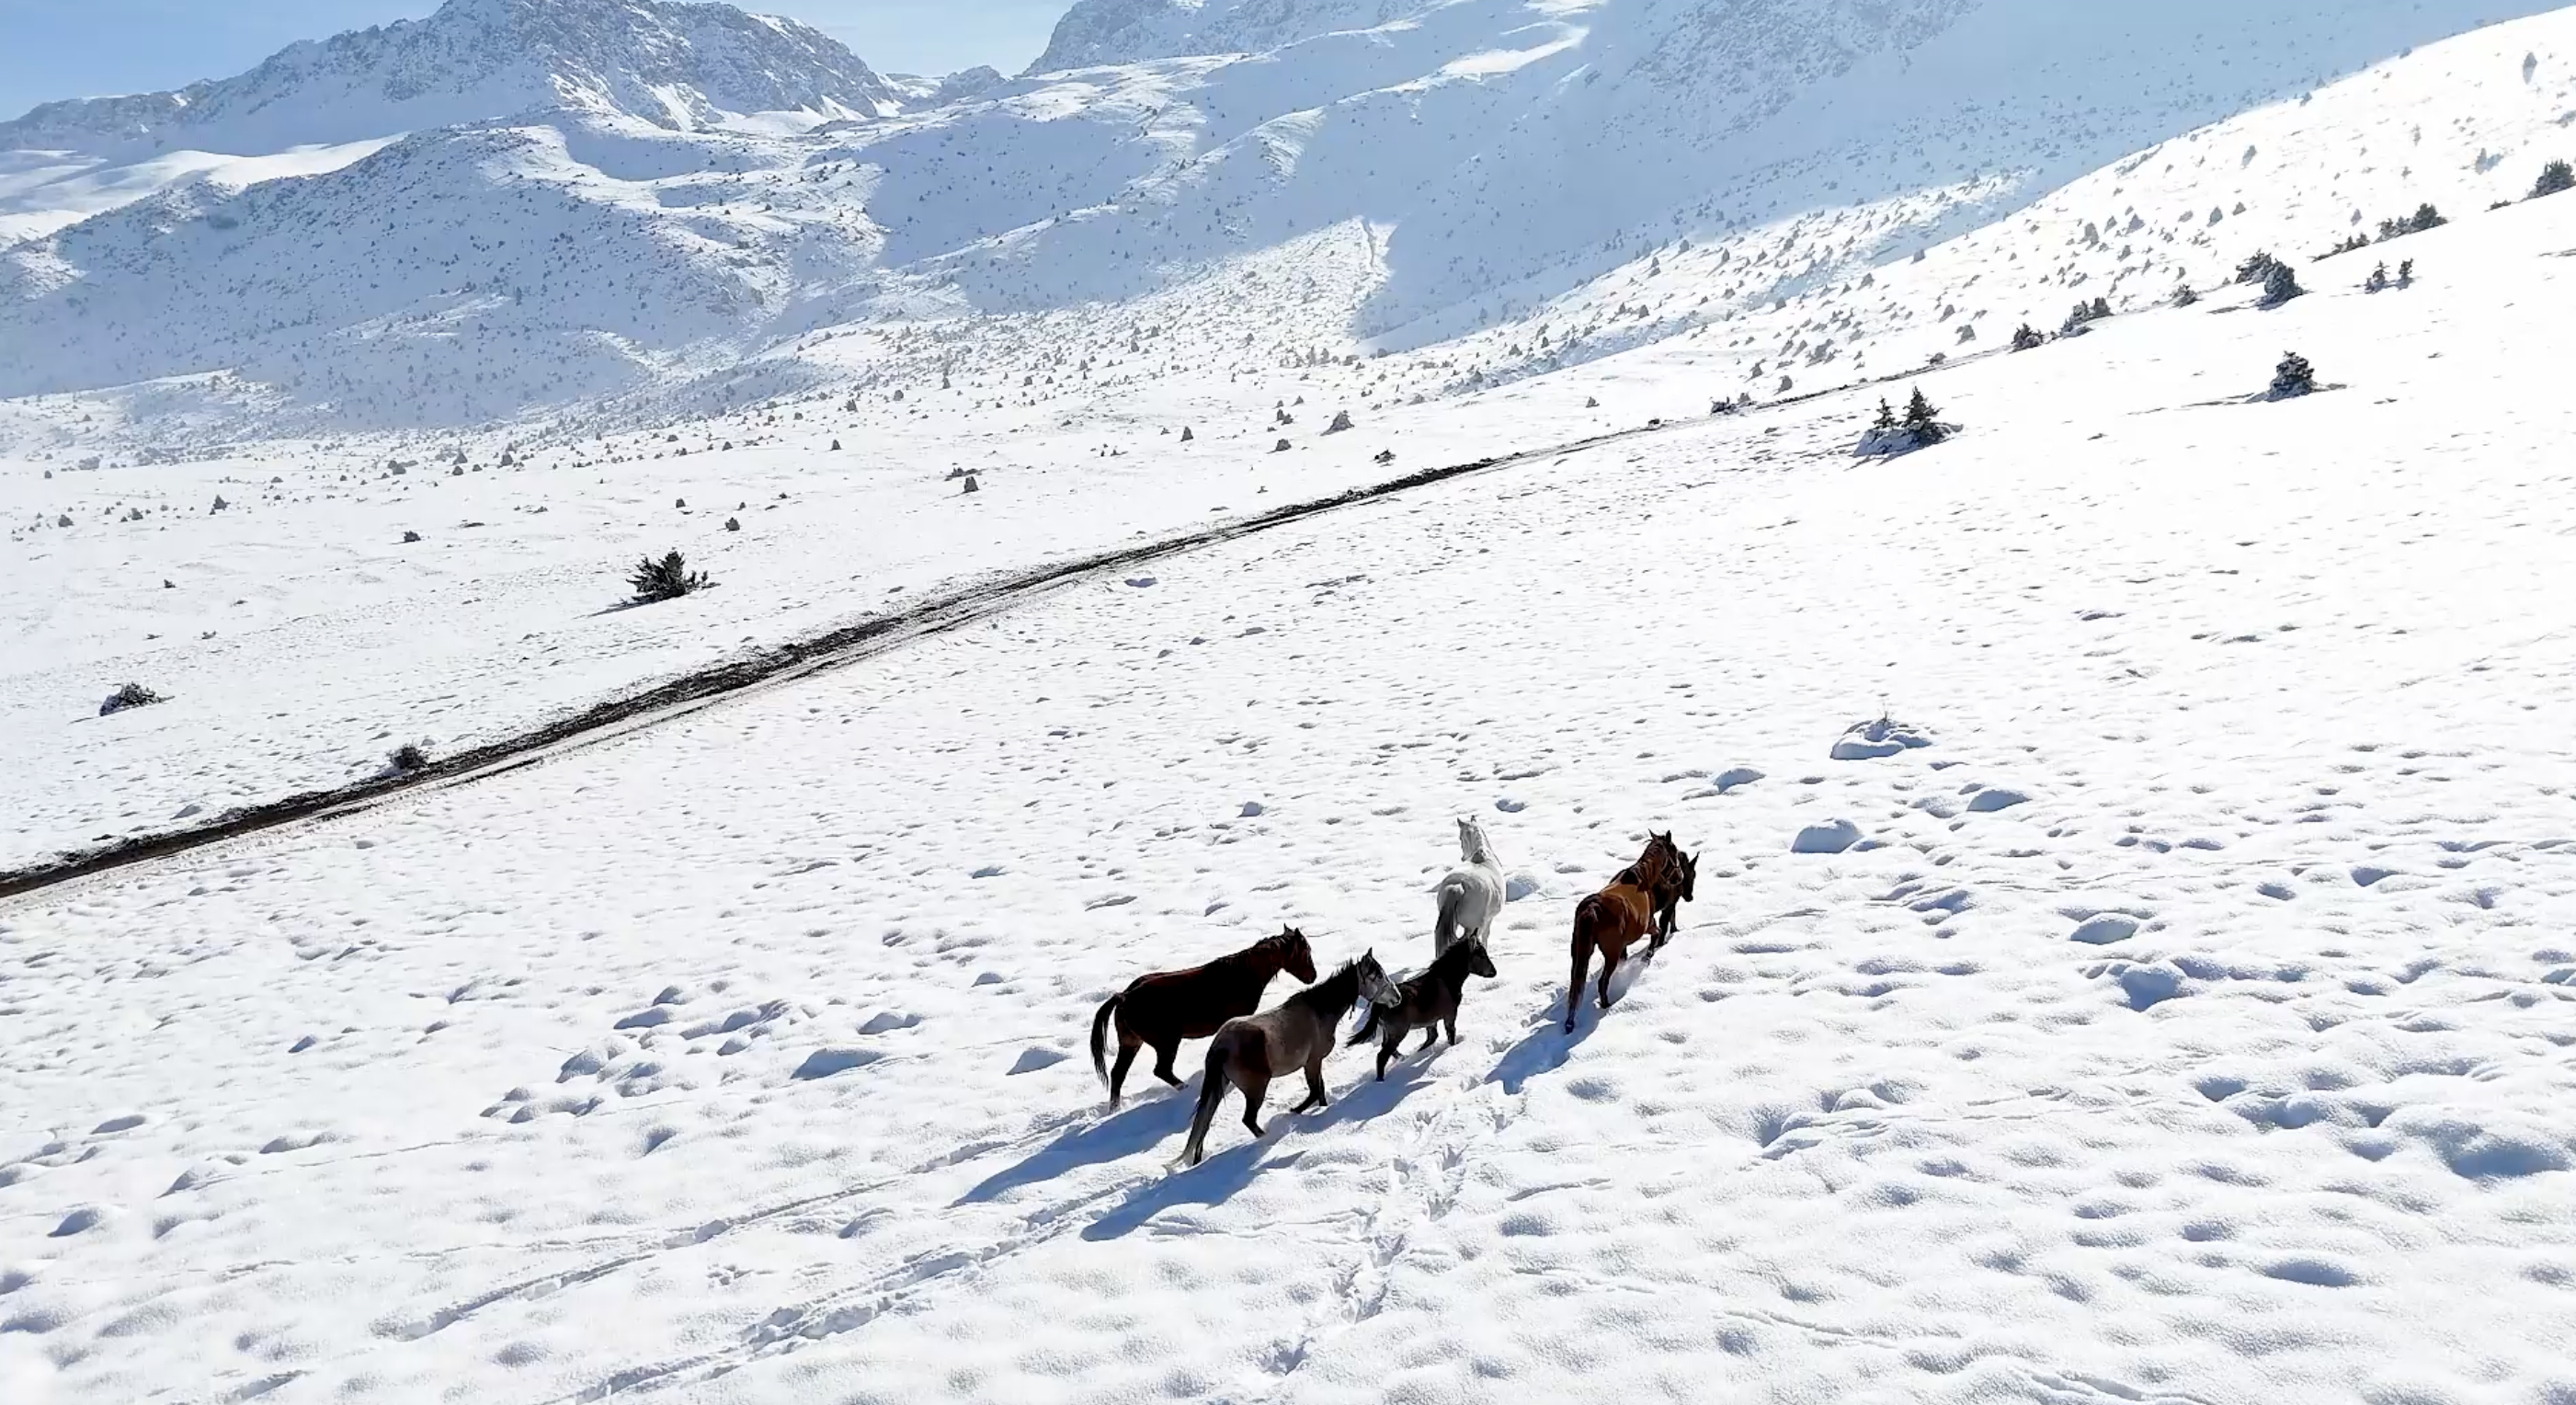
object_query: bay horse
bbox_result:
[1089,927,1316,1107]
[1350,936,1498,1080]
[1432,817,1507,956]
[1173,953,1396,1168]
[1565,832,1681,1033]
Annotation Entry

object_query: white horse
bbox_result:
[1432,817,1507,956]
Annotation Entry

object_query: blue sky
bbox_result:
[0,0,1072,119]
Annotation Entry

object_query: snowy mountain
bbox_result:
[0,0,897,154]
[3,0,2571,441]
[0,0,895,248]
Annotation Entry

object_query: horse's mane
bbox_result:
[1459,818,1499,865]
[1293,957,1367,1010]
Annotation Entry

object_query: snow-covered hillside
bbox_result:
[11,7,2576,881]
[7,133,2576,1405]
[8,0,2573,442]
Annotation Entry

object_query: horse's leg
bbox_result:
[1150,1038,1184,1088]
[1292,1057,1329,1114]
[1419,1022,1438,1052]
[1443,1014,1458,1046]
[1567,932,1592,1033]
[1375,1036,1395,1081]
[1238,1067,1271,1137]
[1109,1038,1140,1104]
[1598,938,1625,1011]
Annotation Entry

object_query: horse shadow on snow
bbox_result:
[975,972,1628,1237]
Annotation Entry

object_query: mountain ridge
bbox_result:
[0,0,898,157]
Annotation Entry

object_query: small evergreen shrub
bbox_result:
[2365,262,2389,293]
[389,743,428,772]
[628,550,709,604]
[2258,261,2305,307]
[99,682,164,716]
[2376,203,2445,239]
[2235,251,2283,285]
[2268,352,2317,400]
[2061,297,2112,335]
[2009,324,2045,351]
[2172,282,2201,308]
[1858,387,1955,455]
[2534,159,2574,199]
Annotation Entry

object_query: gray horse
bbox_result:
[1172,953,1395,1168]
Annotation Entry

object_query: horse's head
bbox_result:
[1634,830,1679,886]
[1458,937,1499,981]
[1275,926,1318,983]
[1677,849,1701,905]
[1455,815,1495,863]
[1353,950,1398,1007]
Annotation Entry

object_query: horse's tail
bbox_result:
[1172,1035,1233,1170]
[1432,876,1465,952]
[1089,992,1123,1097]
[1567,897,1605,1032]
[1347,1001,1383,1047]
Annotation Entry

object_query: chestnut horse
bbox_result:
[1565,832,1682,1033]
[1089,927,1316,1107]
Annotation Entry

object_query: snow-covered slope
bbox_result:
[9,0,2573,440]
[11,6,2576,876]
[6,143,2576,1405]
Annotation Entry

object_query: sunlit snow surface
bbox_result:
[9,160,2576,1405]
[8,7,2576,1405]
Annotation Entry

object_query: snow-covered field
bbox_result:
[9,154,2576,1405]
[16,6,2576,880]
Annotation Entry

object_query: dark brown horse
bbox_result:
[1566,832,1681,1033]
[1090,927,1316,1107]
[1174,953,1396,1168]
[1617,842,1700,950]
[1349,936,1498,1080]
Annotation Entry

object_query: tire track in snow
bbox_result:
[2,341,1989,906]
[0,438,1601,902]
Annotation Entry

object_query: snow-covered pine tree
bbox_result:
[628,550,709,603]
[1902,387,1950,446]
[2269,351,2316,400]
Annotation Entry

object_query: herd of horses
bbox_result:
[1085,817,1702,1168]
